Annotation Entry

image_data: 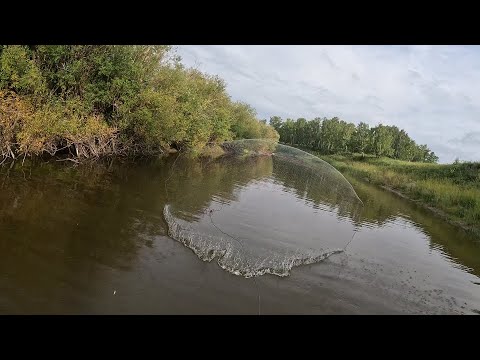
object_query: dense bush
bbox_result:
[0,45,278,160]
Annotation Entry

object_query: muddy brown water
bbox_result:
[1,154,479,314]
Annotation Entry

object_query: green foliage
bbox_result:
[371,124,395,157]
[350,121,370,155]
[314,152,480,237]
[270,115,438,163]
[230,102,257,139]
[0,45,278,160]
[0,46,45,95]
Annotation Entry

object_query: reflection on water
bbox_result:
[1,153,480,314]
[164,153,362,278]
[345,175,480,278]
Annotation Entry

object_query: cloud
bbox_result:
[452,131,480,145]
[176,45,480,163]
[447,132,480,161]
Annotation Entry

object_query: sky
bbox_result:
[175,45,480,164]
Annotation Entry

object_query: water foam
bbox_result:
[163,204,343,278]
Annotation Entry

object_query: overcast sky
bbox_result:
[176,45,480,163]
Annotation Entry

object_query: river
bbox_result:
[1,151,479,314]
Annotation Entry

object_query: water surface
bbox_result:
[1,154,479,314]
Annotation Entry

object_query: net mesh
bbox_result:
[163,139,363,279]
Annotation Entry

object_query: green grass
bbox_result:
[307,151,480,237]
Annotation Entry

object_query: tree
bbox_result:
[295,118,308,146]
[266,113,436,163]
[282,118,296,145]
[394,129,416,161]
[371,124,395,157]
[0,45,280,159]
[319,118,338,153]
[350,122,371,156]
[339,121,355,153]
[412,144,437,163]
[425,151,439,163]
[269,116,282,131]
[306,117,322,149]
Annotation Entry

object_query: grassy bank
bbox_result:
[308,152,480,237]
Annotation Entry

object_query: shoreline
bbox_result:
[284,144,479,239]
[378,184,477,237]
[313,154,480,239]
[3,142,477,239]
[0,140,278,166]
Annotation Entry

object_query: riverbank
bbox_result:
[307,152,480,238]
[0,46,278,163]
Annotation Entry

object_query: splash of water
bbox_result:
[162,139,363,280]
[163,204,344,278]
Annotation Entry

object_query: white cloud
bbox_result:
[176,45,480,163]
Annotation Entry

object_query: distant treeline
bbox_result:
[269,116,438,163]
[0,45,278,161]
